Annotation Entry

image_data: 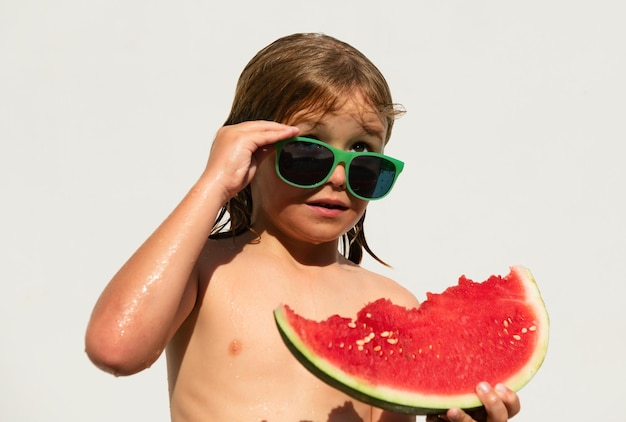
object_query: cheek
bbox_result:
[251,163,274,201]
[352,201,369,224]
[252,153,280,189]
[250,157,295,208]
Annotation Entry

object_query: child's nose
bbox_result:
[326,162,348,189]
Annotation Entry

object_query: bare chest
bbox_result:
[168,267,376,421]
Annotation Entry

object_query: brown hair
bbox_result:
[211,33,404,265]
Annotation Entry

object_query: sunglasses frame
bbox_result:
[274,137,404,200]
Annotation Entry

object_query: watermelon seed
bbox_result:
[380,331,391,338]
[529,325,537,331]
[387,338,399,345]
[503,320,509,328]
[513,335,522,341]
[339,342,345,348]
[521,328,528,334]
[374,345,382,352]
[348,322,356,328]
[356,339,365,346]
[366,313,372,318]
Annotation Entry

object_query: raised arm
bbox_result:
[85,122,299,375]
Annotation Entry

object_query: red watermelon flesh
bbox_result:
[273,266,549,414]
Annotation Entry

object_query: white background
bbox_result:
[1,1,624,421]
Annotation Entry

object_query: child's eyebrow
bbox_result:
[360,123,386,139]
[295,120,320,131]
[297,119,384,139]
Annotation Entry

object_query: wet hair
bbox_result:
[211,33,404,266]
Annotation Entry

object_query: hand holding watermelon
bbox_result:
[425,382,520,421]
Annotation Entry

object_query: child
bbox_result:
[85,33,520,422]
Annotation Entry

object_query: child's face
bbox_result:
[250,93,387,245]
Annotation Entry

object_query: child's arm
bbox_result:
[85,121,299,376]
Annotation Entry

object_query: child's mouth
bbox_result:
[311,202,348,210]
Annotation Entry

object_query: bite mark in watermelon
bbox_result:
[273,266,549,414]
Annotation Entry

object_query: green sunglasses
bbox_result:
[274,137,404,200]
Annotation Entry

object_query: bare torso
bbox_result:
[166,233,418,422]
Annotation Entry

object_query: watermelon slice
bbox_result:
[273,266,549,414]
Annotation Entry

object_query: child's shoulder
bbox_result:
[341,262,420,309]
[197,231,258,265]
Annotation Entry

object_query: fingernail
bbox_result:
[495,383,508,394]
[477,381,491,393]
[448,408,460,420]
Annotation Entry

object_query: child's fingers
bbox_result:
[209,121,298,168]
[230,120,300,148]
[202,121,299,200]
[493,383,521,418]
[472,382,508,421]
[461,382,513,422]
[441,383,519,422]
[444,407,484,422]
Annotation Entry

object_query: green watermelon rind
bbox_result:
[273,265,550,415]
[496,266,550,392]
[275,307,470,414]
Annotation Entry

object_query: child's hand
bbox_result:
[425,383,520,422]
[203,121,299,202]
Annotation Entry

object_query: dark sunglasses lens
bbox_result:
[349,156,397,199]
[278,141,334,186]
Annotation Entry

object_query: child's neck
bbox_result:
[247,226,343,268]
